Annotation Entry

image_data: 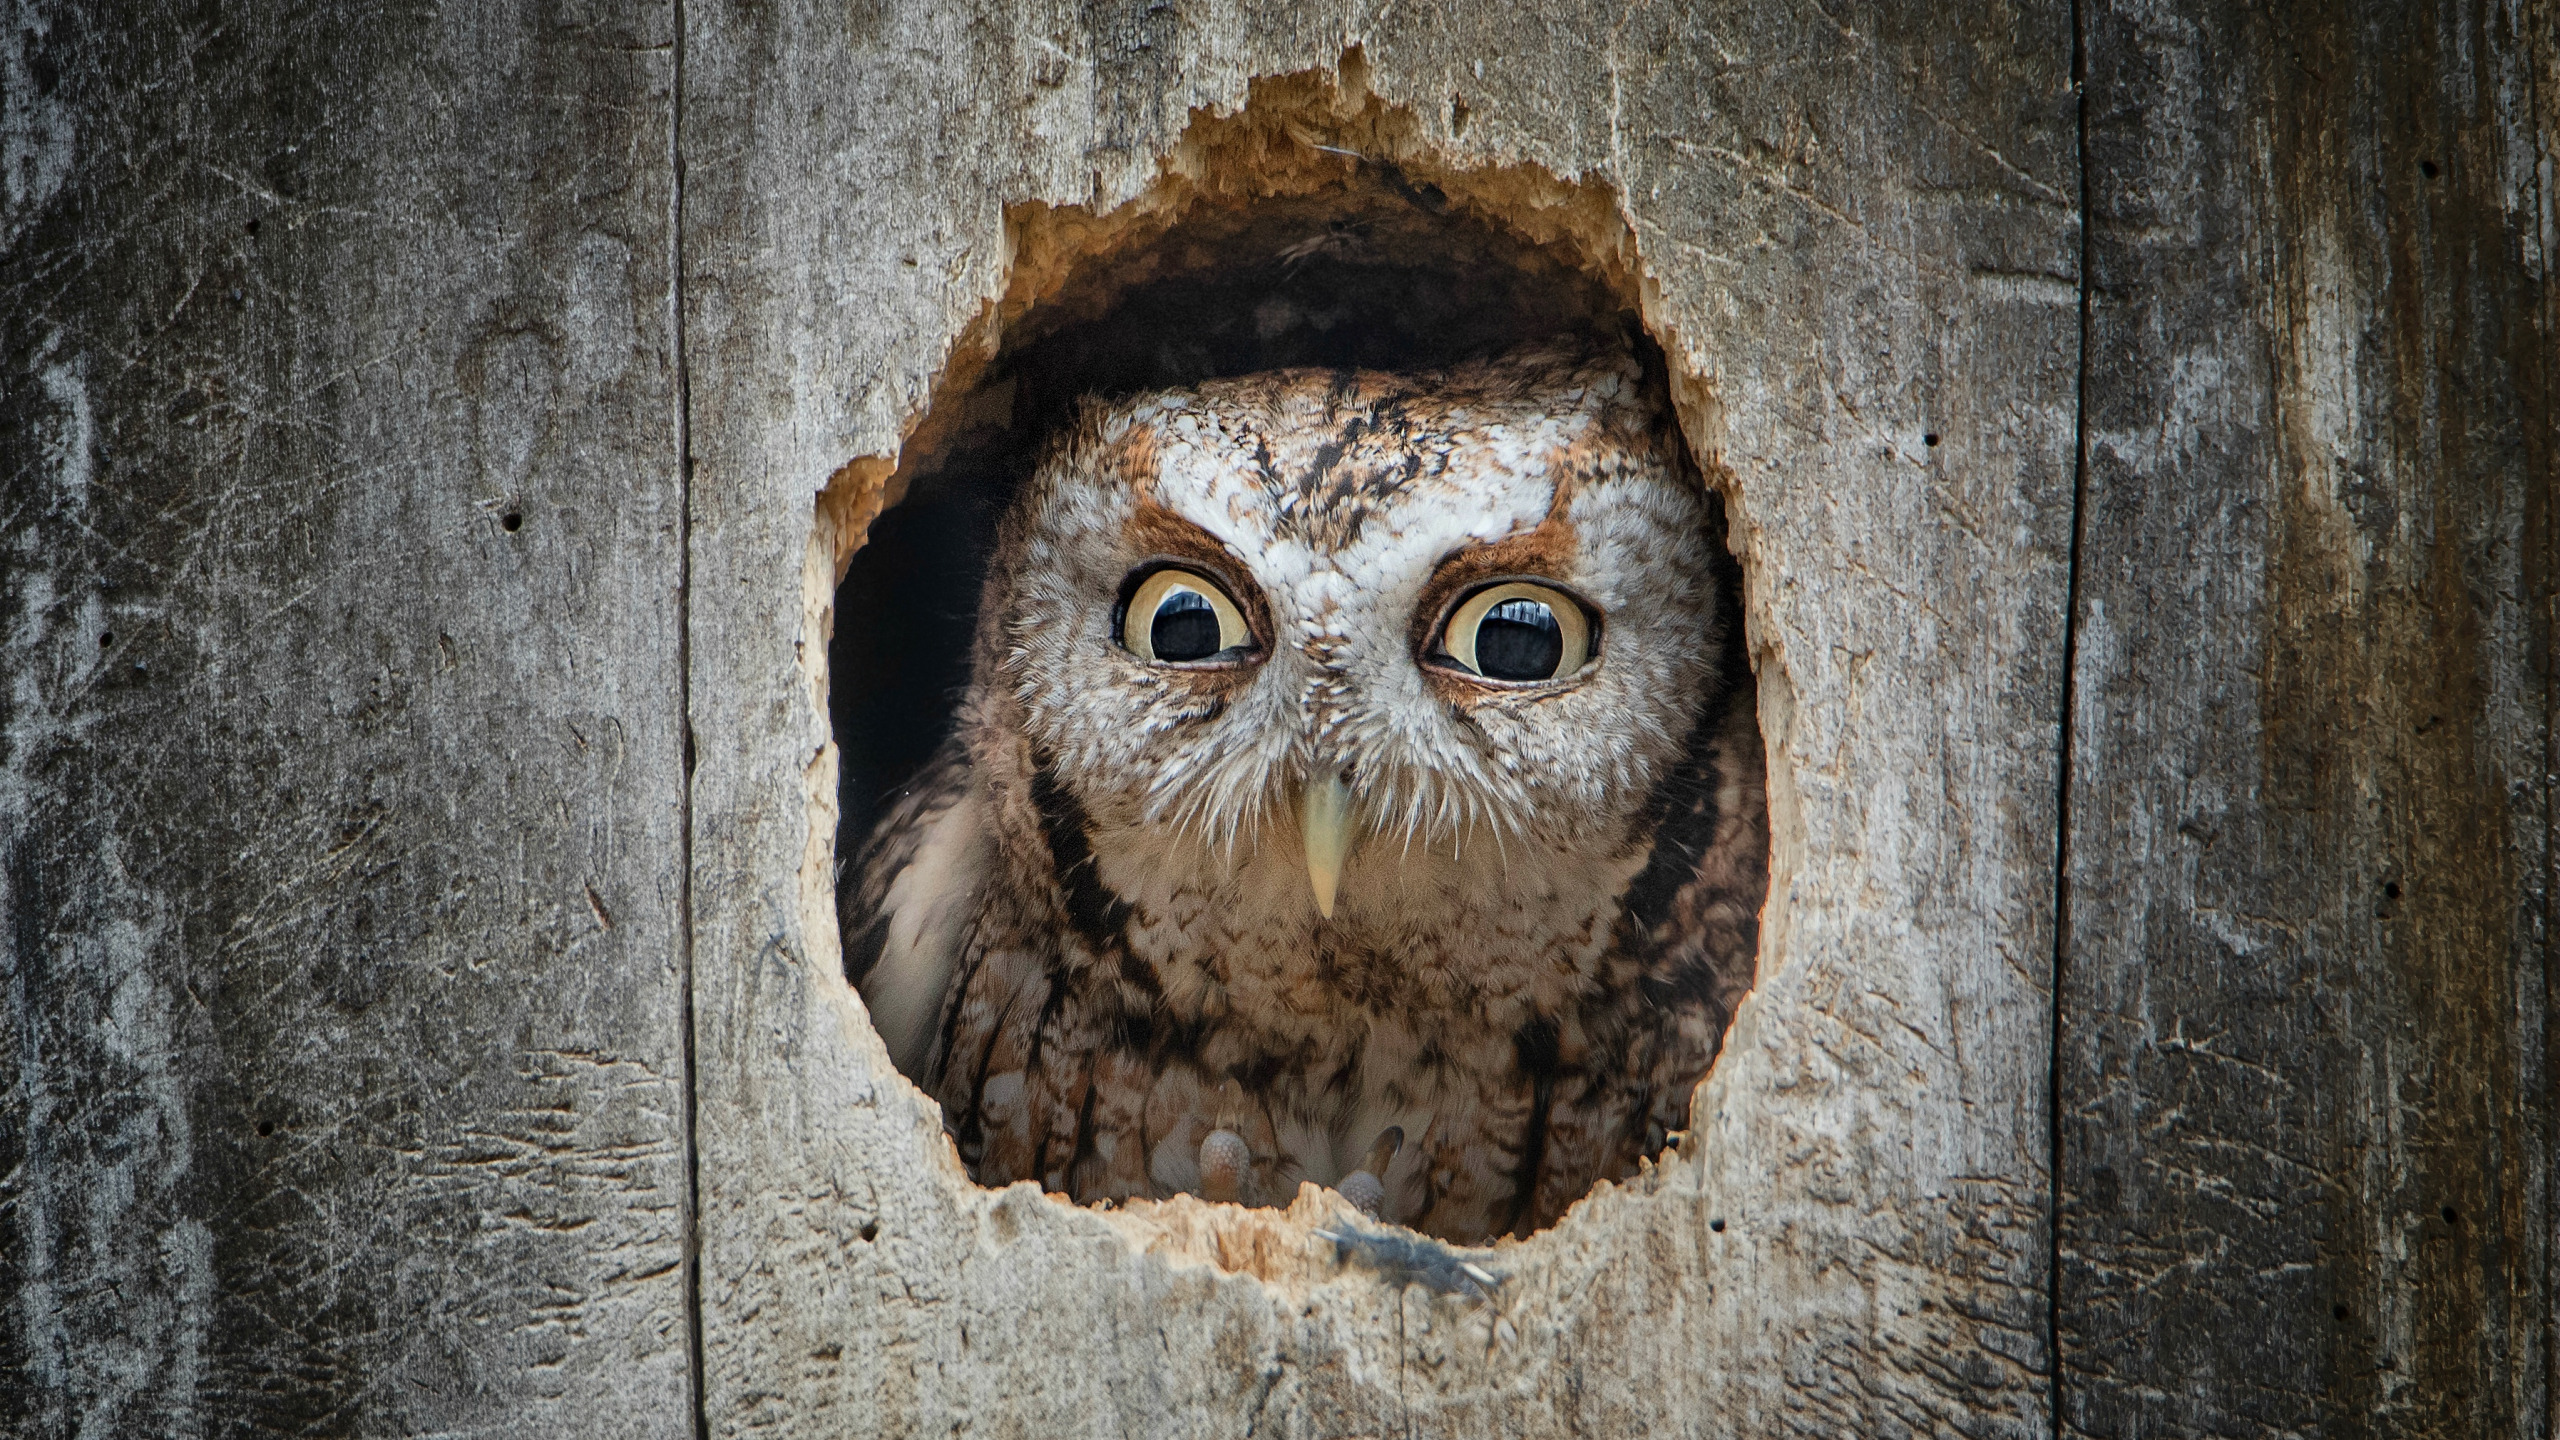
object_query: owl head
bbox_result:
[987,345,1725,928]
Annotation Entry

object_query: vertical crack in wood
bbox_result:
[2533,14,2560,1432]
[2051,1,2096,1434]
[669,0,709,1434]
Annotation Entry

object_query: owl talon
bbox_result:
[1198,1128,1250,1203]
[1361,1125,1405,1174]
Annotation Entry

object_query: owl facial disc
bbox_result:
[1300,772,1355,919]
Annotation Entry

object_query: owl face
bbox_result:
[994,349,1721,925]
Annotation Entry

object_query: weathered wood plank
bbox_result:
[0,3,694,1434]
[682,1,2078,1433]
[43,3,2552,1432]
[2061,1,2555,1434]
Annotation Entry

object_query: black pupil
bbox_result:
[1475,598,1564,679]
[1150,589,1223,661]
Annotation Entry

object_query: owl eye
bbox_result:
[1119,567,1253,664]
[1438,581,1595,682]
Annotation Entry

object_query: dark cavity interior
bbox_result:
[833,169,1686,843]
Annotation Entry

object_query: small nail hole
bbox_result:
[859,1220,880,1242]
[2333,1304,2351,1321]
[1923,433,1940,447]
[256,1120,276,1137]
[98,632,113,648]
[2419,159,2440,179]
[500,510,523,532]
[1708,1218,1726,1232]
[2441,1205,2460,1225]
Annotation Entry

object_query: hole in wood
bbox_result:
[826,59,1767,1247]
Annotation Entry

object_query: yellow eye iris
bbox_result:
[1441,581,1593,682]
[1122,568,1251,663]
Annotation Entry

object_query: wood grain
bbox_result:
[0,3,693,1434]
[682,2,2076,1433]
[2062,1,2555,1434]
[9,0,2542,1433]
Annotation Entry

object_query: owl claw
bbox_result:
[1335,1125,1404,1217]
[1360,1125,1405,1175]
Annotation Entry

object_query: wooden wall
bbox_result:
[2,1,2546,1436]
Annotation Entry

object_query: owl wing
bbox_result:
[841,722,1139,1197]
[1523,671,1769,1233]
[840,734,995,1078]
[1623,670,1768,1140]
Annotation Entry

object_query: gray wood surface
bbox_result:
[2,3,694,1435]
[3,1,2546,1436]
[2063,1,2555,1435]
[682,2,2075,1434]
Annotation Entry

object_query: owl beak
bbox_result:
[1300,773,1355,920]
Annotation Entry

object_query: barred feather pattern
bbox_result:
[841,346,1767,1242]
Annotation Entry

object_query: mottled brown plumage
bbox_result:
[842,346,1766,1242]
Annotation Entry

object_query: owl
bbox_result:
[841,344,1766,1243]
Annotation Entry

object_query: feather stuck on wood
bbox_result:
[1310,1222,1506,1300]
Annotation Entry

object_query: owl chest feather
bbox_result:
[914,753,1680,1237]
[1090,818,1647,1048]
